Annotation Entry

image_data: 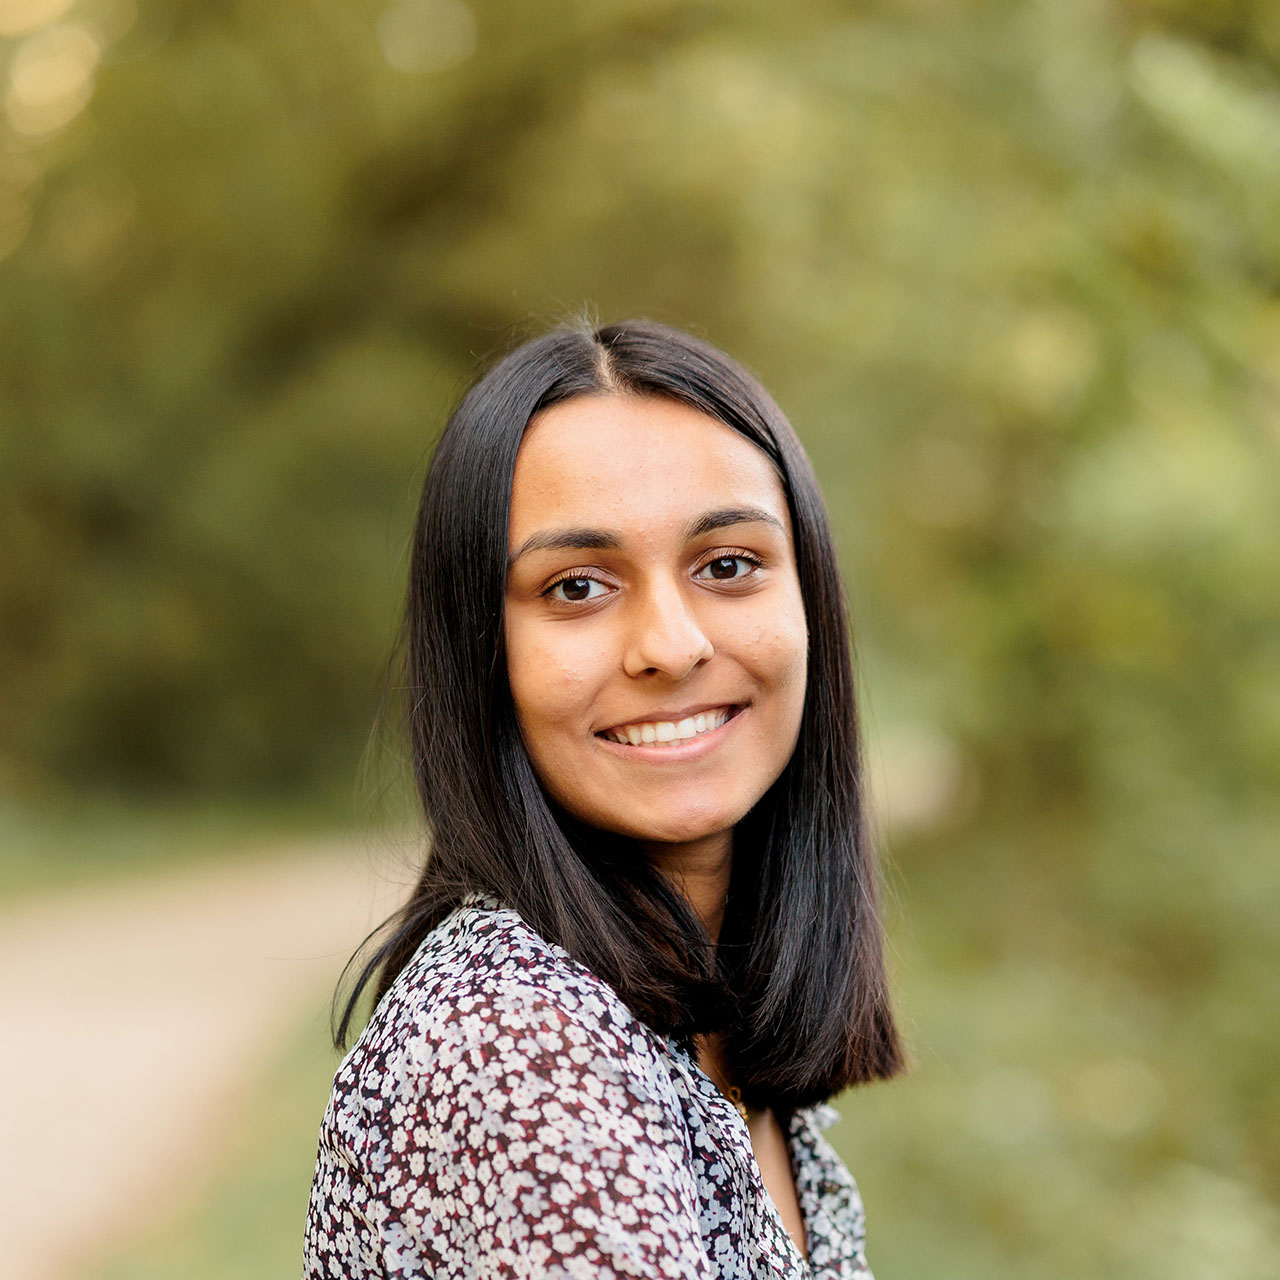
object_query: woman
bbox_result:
[304,319,905,1278]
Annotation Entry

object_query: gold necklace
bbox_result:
[696,1034,750,1121]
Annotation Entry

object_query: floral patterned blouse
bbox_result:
[304,894,874,1278]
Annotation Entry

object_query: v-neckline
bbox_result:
[664,1034,813,1274]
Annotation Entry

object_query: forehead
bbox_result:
[508,394,790,543]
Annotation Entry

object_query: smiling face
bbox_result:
[504,393,809,857]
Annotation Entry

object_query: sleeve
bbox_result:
[359,980,717,1279]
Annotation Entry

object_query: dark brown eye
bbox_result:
[548,577,606,603]
[703,557,746,580]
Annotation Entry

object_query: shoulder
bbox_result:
[309,908,712,1279]
[341,895,672,1108]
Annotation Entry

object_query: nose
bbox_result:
[622,581,714,680]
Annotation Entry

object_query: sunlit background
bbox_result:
[2,0,1278,1276]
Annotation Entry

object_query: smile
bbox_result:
[596,704,742,747]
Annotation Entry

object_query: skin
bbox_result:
[504,392,811,1257]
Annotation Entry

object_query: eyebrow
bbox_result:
[507,505,784,569]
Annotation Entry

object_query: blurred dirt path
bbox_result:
[0,840,405,1280]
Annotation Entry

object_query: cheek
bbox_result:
[741,601,809,695]
[505,618,606,736]
[772,633,810,728]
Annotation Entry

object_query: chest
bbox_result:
[747,1108,809,1260]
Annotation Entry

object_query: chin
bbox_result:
[616,802,744,847]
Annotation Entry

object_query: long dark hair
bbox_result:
[337,318,904,1108]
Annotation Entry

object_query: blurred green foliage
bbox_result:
[2,0,1278,1276]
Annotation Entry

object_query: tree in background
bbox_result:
[1,2,1277,1276]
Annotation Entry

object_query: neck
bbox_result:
[643,829,732,942]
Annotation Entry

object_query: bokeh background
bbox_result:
[3,0,1278,1276]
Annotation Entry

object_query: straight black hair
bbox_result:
[336,318,904,1109]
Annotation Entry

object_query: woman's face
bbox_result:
[504,393,808,852]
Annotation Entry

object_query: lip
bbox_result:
[596,702,744,738]
[594,704,747,763]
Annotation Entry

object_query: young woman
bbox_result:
[304,319,905,1278]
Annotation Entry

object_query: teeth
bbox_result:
[603,707,733,748]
